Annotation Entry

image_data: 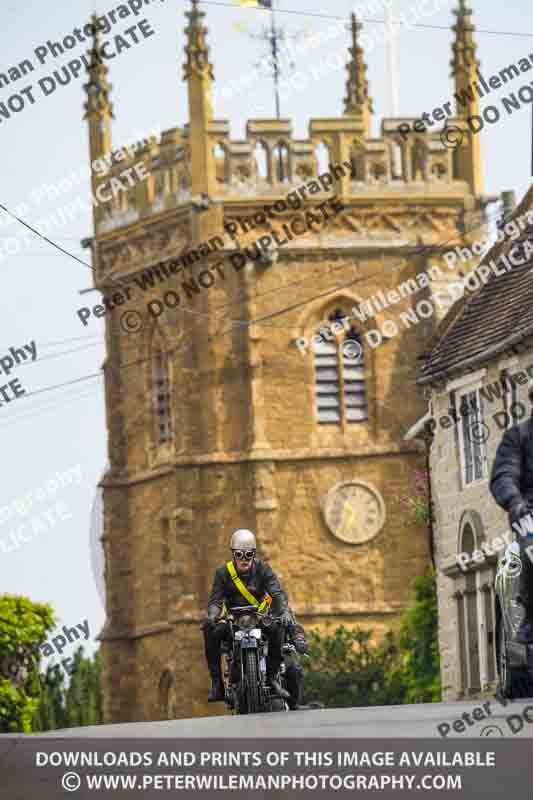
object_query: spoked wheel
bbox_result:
[270,697,289,712]
[244,650,261,713]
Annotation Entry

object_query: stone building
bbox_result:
[415,186,533,701]
[83,0,490,721]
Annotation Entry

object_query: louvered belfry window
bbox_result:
[154,351,172,444]
[313,309,368,425]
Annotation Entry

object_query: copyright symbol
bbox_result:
[62,772,81,791]
[342,340,362,360]
[120,310,143,334]
[465,421,490,445]
[480,725,505,737]
[440,125,464,148]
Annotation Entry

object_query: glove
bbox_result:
[279,610,293,627]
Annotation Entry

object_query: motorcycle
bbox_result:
[218,604,291,714]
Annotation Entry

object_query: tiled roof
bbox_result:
[417,186,533,385]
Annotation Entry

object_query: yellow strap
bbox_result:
[226,561,272,612]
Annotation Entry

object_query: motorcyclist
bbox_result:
[490,379,533,643]
[201,529,292,702]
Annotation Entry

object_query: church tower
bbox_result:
[87,1,487,721]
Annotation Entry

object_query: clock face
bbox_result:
[323,481,385,544]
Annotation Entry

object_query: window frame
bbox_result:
[312,312,368,429]
[446,370,487,490]
[502,369,521,429]
[456,385,487,489]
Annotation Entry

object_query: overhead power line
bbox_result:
[3,201,503,417]
[0,202,95,274]
[0,200,507,427]
[1,273,366,430]
[203,0,533,38]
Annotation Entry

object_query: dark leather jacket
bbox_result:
[207,558,288,619]
[490,418,533,511]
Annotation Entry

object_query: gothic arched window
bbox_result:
[313,308,368,425]
[254,140,269,180]
[390,140,404,180]
[315,141,330,174]
[153,349,172,445]
[273,141,290,183]
[411,138,426,180]
[213,142,228,184]
[350,139,365,181]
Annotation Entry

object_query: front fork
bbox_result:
[225,637,266,704]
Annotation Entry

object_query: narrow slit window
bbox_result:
[154,351,172,445]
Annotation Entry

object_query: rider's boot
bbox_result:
[265,628,290,698]
[266,655,289,699]
[207,654,225,702]
[208,676,225,702]
[267,675,289,699]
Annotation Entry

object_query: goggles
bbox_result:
[232,549,256,561]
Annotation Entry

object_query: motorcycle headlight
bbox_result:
[236,614,257,631]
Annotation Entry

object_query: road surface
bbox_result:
[25,697,533,738]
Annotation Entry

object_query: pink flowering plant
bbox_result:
[400,470,430,524]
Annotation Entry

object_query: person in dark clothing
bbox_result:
[280,596,309,710]
[490,381,533,643]
[201,529,292,702]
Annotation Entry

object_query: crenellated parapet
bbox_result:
[86,0,483,241]
[94,114,467,238]
[94,127,189,234]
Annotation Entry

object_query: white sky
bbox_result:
[0,0,531,663]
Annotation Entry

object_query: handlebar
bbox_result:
[216,606,284,624]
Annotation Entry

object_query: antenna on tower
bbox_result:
[237,0,307,181]
[238,0,307,120]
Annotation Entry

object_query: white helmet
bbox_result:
[231,529,256,551]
